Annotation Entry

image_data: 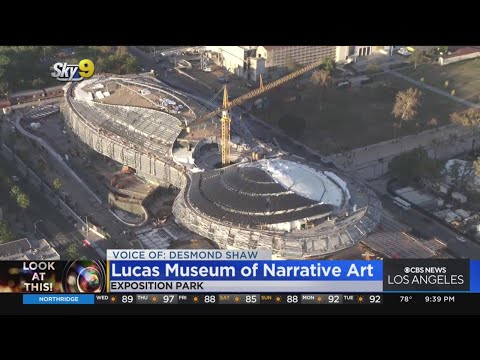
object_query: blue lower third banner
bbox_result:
[108,260,383,293]
[23,294,95,304]
[470,260,480,293]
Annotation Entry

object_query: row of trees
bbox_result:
[389,107,480,186]
[87,46,138,75]
[0,46,57,94]
[0,46,139,95]
[0,220,14,244]
[389,147,442,182]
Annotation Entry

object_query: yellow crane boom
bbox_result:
[200,57,327,166]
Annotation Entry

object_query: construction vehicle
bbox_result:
[196,57,329,166]
[121,165,134,175]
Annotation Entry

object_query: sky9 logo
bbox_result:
[51,59,95,82]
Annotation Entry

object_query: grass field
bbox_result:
[252,73,467,154]
[399,58,480,103]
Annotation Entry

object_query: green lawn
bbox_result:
[253,73,466,154]
[399,58,480,103]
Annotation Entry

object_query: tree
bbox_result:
[430,138,442,159]
[311,69,331,110]
[53,178,63,191]
[427,118,438,127]
[408,50,426,69]
[0,220,14,244]
[451,108,480,150]
[447,160,471,192]
[0,80,8,95]
[116,46,129,57]
[10,185,21,199]
[323,57,335,73]
[388,147,441,182]
[450,108,480,128]
[474,158,480,177]
[67,244,80,260]
[32,78,45,88]
[16,192,30,211]
[120,56,138,74]
[311,69,331,87]
[392,88,423,127]
[98,46,113,54]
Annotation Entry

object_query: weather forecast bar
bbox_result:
[89,293,384,305]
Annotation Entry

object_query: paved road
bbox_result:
[14,113,102,204]
[381,195,480,258]
[10,113,132,254]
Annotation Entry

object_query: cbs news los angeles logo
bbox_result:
[51,59,95,82]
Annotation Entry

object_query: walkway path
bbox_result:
[386,68,480,109]
[15,113,102,204]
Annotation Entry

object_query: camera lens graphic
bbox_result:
[63,261,106,293]
[77,267,101,292]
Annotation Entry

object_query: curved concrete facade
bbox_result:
[63,78,382,259]
[63,88,186,189]
[173,170,382,258]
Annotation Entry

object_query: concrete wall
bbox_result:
[439,52,480,66]
[173,174,382,259]
[108,193,146,219]
[336,46,350,62]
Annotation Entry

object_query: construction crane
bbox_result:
[198,57,328,166]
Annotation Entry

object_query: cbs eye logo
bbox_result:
[51,59,95,82]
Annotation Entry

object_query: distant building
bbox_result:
[206,46,373,79]
[353,46,373,57]
[452,191,467,204]
[0,238,60,260]
[205,46,265,81]
[256,46,340,68]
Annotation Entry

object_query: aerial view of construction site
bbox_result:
[1,45,480,261]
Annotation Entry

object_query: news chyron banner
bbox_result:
[3,251,480,294]
[106,250,383,292]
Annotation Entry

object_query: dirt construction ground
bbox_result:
[252,72,467,154]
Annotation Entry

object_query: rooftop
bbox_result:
[0,238,60,260]
[187,160,347,226]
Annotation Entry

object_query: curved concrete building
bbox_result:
[63,75,382,258]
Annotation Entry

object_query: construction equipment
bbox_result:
[122,165,134,175]
[198,57,328,166]
[362,251,375,260]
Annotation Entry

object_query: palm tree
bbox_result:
[392,88,423,128]
[311,69,331,111]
